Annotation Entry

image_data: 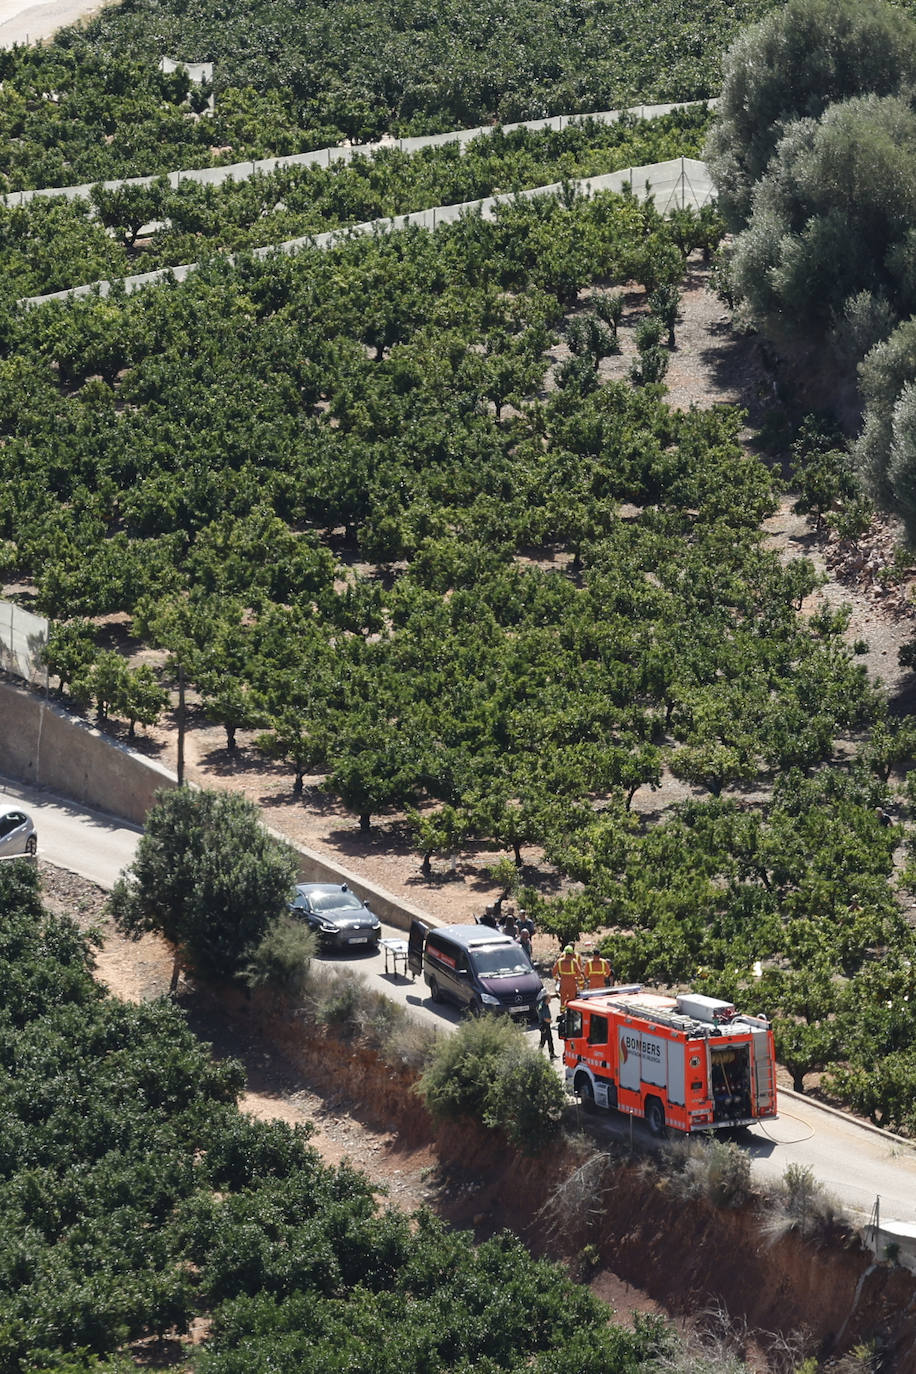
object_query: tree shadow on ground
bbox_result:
[320,816,418,858]
[198,746,290,779]
[697,325,779,430]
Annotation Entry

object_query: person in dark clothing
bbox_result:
[537,991,556,1059]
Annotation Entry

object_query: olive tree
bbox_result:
[110,787,298,985]
[856,318,916,530]
[729,96,916,348]
[706,0,916,228]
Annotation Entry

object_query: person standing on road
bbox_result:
[552,945,582,1008]
[517,924,533,958]
[536,991,556,1058]
[583,949,613,989]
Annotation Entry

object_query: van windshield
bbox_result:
[469,945,532,977]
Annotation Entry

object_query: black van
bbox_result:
[407,920,543,1019]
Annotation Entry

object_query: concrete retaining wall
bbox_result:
[0,679,176,826]
[0,676,439,929]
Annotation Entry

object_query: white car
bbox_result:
[0,807,36,858]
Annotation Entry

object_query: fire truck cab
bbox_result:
[560,986,777,1135]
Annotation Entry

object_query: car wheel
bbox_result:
[429,977,442,1003]
[645,1097,666,1137]
[575,1073,595,1112]
[25,836,36,856]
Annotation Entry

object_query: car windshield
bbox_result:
[310,891,365,913]
[469,945,532,977]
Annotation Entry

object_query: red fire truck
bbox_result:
[560,985,777,1135]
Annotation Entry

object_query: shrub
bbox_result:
[416,1015,565,1154]
[305,965,434,1064]
[635,315,665,351]
[630,345,669,386]
[649,283,681,347]
[761,1162,847,1243]
[243,916,316,998]
[666,1137,752,1209]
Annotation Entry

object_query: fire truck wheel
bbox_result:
[645,1097,666,1137]
[574,1073,595,1112]
[429,977,442,1004]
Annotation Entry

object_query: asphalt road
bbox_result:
[10,772,916,1228]
[345,939,916,1225]
[0,0,105,48]
[0,774,141,888]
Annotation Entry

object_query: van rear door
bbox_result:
[407,919,431,977]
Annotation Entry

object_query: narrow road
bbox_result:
[0,774,140,889]
[11,776,916,1230]
[747,1092,916,1225]
[0,0,106,47]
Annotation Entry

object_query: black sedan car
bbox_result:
[289,883,382,951]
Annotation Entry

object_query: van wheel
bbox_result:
[575,1074,595,1112]
[645,1097,666,1137]
[429,977,442,1004]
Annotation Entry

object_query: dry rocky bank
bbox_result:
[235,983,916,1373]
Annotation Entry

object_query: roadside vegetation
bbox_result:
[417,1015,566,1153]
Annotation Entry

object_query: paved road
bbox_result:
[281,939,916,1226]
[0,774,140,889]
[0,0,105,47]
[746,1093,916,1225]
[354,939,916,1223]
[10,776,916,1228]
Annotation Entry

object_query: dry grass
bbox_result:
[759,1162,849,1245]
[663,1135,753,1209]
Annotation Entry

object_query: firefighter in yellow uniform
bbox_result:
[583,950,613,990]
[552,945,583,1008]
